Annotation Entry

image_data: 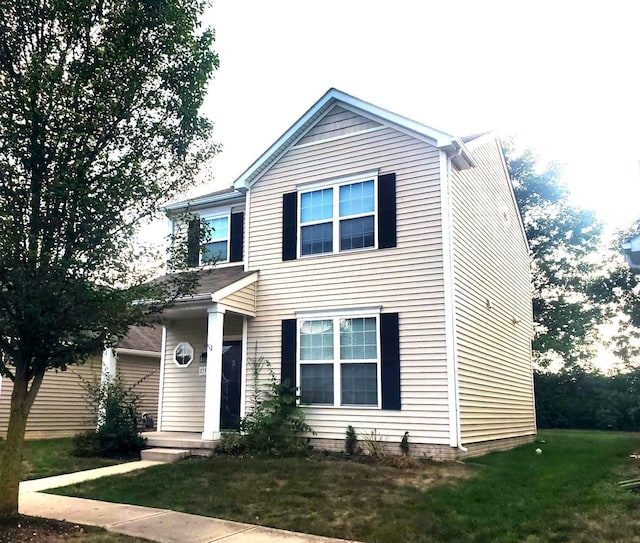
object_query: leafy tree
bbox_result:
[592,219,640,365]
[534,367,640,430]
[0,0,217,517]
[505,144,604,368]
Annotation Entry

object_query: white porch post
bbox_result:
[101,347,118,383]
[99,347,118,429]
[203,305,225,441]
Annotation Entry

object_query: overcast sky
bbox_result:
[196,0,640,231]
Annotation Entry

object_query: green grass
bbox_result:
[53,430,640,543]
[0,437,125,481]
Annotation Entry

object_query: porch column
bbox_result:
[101,347,118,383]
[98,347,118,429]
[203,305,225,441]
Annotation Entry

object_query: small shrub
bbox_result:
[400,431,410,454]
[345,425,359,456]
[73,372,146,458]
[362,429,386,459]
[216,432,247,456]
[215,348,315,457]
[239,381,314,456]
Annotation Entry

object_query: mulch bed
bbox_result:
[0,515,88,543]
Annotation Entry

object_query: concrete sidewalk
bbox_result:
[19,461,360,543]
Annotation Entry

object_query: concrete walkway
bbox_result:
[19,461,360,543]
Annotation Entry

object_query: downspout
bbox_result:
[439,150,467,453]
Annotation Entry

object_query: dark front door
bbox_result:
[220,341,242,430]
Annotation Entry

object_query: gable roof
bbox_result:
[169,265,258,302]
[232,88,475,191]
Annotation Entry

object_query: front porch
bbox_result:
[156,266,258,444]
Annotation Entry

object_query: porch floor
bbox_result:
[142,431,218,451]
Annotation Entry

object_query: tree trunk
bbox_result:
[0,370,44,518]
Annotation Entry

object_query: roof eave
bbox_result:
[162,190,245,214]
[441,140,476,170]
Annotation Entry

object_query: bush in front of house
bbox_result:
[217,380,314,457]
[73,373,146,458]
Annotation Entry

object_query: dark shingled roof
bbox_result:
[185,265,256,297]
[118,325,162,352]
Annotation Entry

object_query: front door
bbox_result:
[220,341,242,430]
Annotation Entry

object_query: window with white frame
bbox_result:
[299,173,376,257]
[298,315,380,407]
[174,342,194,367]
[201,214,229,264]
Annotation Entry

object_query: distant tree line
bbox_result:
[535,369,640,431]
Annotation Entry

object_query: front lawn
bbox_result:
[0,437,125,481]
[53,430,640,543]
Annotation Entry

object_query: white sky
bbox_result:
[197,0,640,231]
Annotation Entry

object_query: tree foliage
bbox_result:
[535,368,640,431]
[505,143,604,368]
[591,219,640,365]
[0,0,217,516]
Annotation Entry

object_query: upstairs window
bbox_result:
[299,174,376,257]
[282,172,396,262]
[202,215,229,264]
[186,210,244,267]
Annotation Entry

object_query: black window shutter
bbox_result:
[229,212,244,262]
[281,319,297,387]
[282,192,297,261]
[378,173,397,249]
[187,218,200,267]
[380,312,401,410]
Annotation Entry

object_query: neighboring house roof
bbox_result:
[232,87,475,191]
[118,326,162,353]
[622,234,640,269]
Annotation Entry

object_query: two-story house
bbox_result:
[150,88,535,459]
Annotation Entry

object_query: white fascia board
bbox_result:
[211,271,259,302]
[162,190,245,214]
[232,87,474,190]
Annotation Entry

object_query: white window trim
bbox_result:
[297,172,379,259]
[174,341,194,368]
[296,310,382,409]
[199,208,231,266]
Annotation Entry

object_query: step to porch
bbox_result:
[141,431,218,461]
[141,448,190,463]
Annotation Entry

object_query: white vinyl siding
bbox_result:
[0,354,160,438]
[161,319,207,432]
[160,313,246,432]
[221,282,257,316]
[246,124,451,445]
[117,355,161,428]
[295,105,382,147]
[450,138,535,444]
